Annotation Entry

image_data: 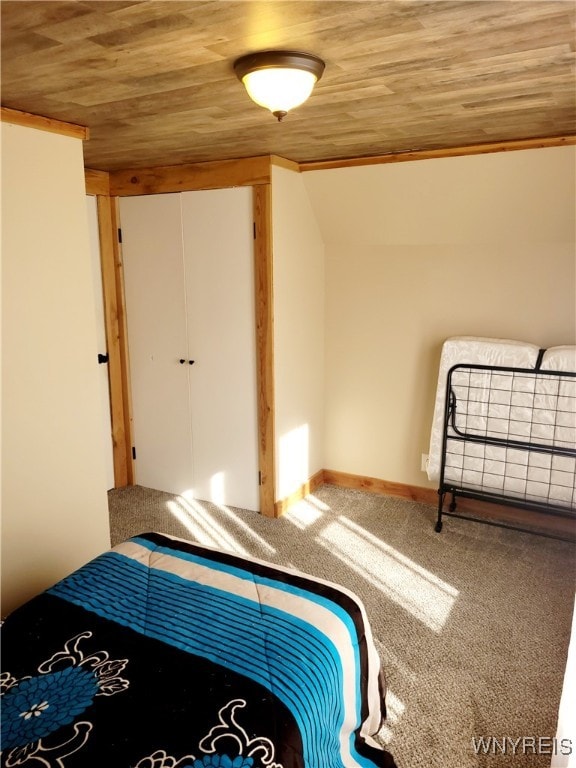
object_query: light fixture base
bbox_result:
[273,110,288,122]
[233,50,325,82]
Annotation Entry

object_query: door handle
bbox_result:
[180,359,195,365]
[98,353,109,364]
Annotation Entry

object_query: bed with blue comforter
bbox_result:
[0,532,397,768]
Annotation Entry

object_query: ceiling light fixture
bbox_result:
[234,50,325,122]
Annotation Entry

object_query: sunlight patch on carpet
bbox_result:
[378,688,405,744]
[166,498,249,555]
[166,494,277,557]
[210,503,277,556]
[317,516,458,632]
[284,498,325,529]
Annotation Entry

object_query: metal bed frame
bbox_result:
[435,362,576,539]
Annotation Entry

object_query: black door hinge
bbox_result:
[132,446,136,460]
[118,228,123,243]
[98,353,109,364]
[253,222,256,239]
[258,471,262,486]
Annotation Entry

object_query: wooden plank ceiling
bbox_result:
[1,0,575,171]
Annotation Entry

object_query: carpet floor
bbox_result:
[108,483,576,768]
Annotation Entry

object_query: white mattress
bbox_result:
[427,337,541,482]
[541,346,576,372]
[427,338,576,510]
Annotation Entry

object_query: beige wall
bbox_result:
[272,165,325,500]
[303,146,576,489]
[1,122,110,615]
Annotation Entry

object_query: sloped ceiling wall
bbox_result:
[302,147,576,487]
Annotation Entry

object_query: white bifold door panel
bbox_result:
[120,194,193,495]
[180,189,259,510]
[120,188,259,511]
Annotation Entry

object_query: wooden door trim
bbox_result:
[95,194,134,487]
[109,155,273,196]
[253,184,276,517]
[86,169,110,196]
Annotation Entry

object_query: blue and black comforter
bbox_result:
[1,532,397,768]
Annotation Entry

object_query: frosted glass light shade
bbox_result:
[242,68,317,115]
[234,51,325,121]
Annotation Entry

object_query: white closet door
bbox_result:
[86,195,115,490]
[120,194,194,494]
[181,187,259,511]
